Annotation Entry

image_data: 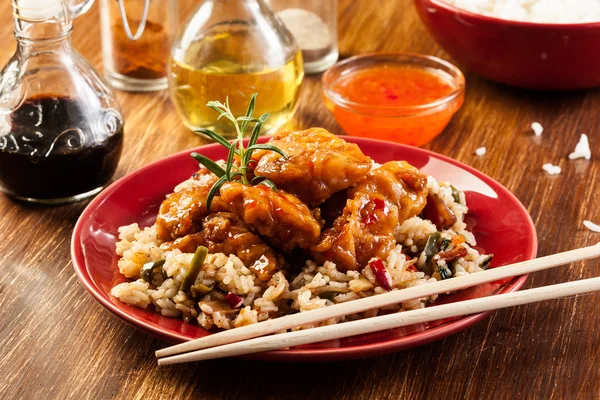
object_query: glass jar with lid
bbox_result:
[169,0,304,139]
[268,0,338,74]
[0,0,124,204]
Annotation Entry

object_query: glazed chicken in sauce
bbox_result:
[164,212,283,281]
[155,129,428,277]
[156,168,228,241]
[311,161,428,271]
[219,181,322,252]
[251,128,373,206]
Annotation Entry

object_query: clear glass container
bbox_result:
[99,0,178,91]
[268,0,338,73]
[169,0,304,139]
[0,0,124,204]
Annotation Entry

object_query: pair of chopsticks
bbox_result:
[156,243,600,365]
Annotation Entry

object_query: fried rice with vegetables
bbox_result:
[111,171,492,331]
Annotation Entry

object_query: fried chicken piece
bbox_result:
[311,161,428,271]
[219,181,321,252]
[165,212,283,281]
[156,168,228,241]
[251,128,372,206]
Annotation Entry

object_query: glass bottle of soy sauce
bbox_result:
[0,0,124,204]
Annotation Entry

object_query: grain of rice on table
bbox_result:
[111,175,490,331]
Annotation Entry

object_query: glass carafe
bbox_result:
[0,0,124,204]
[169,0,304,139]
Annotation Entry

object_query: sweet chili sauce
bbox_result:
[324,66,463,146]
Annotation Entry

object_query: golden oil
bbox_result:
[169,30,304,138]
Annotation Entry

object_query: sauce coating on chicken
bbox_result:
[219,181,322,252]
[311,161,428,271]
[252,128,373,206]
[157,133,429,277]
[165,212,283,281]
[156,170,228,241]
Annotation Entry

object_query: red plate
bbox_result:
[71,137,537,361]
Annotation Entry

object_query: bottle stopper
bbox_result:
[16,0,65,20]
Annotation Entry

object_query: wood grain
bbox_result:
[1,1,599,399]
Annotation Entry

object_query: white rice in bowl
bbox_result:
[445,0,600,24]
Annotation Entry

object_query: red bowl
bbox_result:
[414,0,600,89]
[71,137,537,361]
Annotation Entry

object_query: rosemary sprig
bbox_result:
[191,94,287,211]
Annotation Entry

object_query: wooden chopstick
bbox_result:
[156,243,600,361]
[158,274,600,364]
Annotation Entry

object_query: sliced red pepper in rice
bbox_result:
[225,292,244,309]
[368,258,393,290]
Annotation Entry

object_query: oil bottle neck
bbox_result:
[12,0,73,43]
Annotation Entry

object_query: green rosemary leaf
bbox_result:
[237,117,263,122]
[190,152,225,178]
[247,143,288,159]
[225,140,238,180]
[257,178,277,191]
[249,113,270,146]
[206,175,228,213]
[194,128,233,150]
[240,93,257,134]
[198,96,281,189]
[207,102,225,115]
[218,112,237,125]
[207,100,225,108]
[229,172,243,180]
[251,176,265,184]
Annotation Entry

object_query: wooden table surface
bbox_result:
[1,1,599,399]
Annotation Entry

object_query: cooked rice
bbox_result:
[568,134,591,161]
[445,0,600,24]
[111,174,489,331]
[531,122,543,136]
[542,163,561,175]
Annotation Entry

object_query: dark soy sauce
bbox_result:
[0,96,123,201]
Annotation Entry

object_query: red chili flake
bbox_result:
[225,292,243,309]
[383,89,399,101]
[246,199,258,209]
[247,159,258,172]
[368,258,393,290]
[362,198,387,225]
[363,213,378,225]
[373,198,386,211]
[407,265,418,272]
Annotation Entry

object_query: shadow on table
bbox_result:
[155,350,395,400]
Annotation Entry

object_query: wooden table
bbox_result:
[1,1,599,399]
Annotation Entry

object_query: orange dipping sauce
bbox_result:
[322,54,465,146]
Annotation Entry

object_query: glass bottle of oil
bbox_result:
[169,0,304,138]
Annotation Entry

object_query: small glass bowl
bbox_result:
[322,53,465,147]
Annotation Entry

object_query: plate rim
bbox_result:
[71,136,538,361]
